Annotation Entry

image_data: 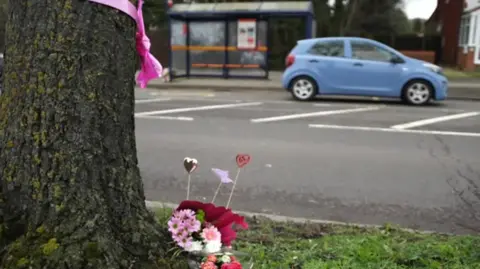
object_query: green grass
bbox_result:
[155,208,480,269]
[442,67,480,79]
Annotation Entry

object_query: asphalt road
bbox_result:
[134,89,480,234]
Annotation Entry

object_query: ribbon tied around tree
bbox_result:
[88,0,163,88]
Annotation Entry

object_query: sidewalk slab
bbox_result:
[449,81,480,88]
[151,78,282,91]
[146,76,480,101]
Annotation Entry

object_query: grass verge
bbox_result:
[443,67,480,79]
[155,208,480,269]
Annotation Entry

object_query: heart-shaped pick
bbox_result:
[183,157,198,173]
[236,154,251,168]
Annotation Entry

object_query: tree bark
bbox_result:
[0,1,176,268]
[342,0,359,36]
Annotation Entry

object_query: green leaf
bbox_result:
[196,210,205,223]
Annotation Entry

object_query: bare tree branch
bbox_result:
[341,0,359,35]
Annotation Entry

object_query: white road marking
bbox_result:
[134,102,263,117]
[250,106,381,123]
[312,103,370,108]
[170,97,299,105]
[154,91,216,97]
[312,103,468,113]
[135,98,171,104]
[135,115,194,121]
[391,112,480,130]
[308,124,480,138]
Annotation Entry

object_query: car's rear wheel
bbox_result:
[290,76,317,101]
[402,80,433,105]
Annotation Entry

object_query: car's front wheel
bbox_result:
[402,80,433,105]
[290,76,317,101]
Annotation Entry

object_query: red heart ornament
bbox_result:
[236,154,251,168]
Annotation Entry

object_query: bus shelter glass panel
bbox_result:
[170,19,187,76]
[188,21,226,76]
[227,20,267,77]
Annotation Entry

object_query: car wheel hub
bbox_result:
[407,83,430,104]
[293,79,314,99]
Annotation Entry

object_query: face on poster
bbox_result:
[237,19,257,49]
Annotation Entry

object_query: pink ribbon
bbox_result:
[89,0,163,88]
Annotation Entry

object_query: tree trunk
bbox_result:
[342,0,359,36]
[0,1,176,268]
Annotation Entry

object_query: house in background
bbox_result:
[457,0,480,70]
[426,0,480,70]
[425,0,464,68]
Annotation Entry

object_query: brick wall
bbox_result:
[400,50,436,63]
[440,0,463,65]
[457,46,476,71]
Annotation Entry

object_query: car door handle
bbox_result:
[353,62,363,66]
[309,59,319,63]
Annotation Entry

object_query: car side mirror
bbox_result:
[390,56,404,64]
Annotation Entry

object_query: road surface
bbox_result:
[134,89,480,233]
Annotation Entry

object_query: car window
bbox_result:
[308,41,345,57]
[350,41,393,62]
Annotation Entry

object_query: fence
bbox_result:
[148,32,442,70]
[0,29,442,71]
[371,34,441,64]
[373,34,441,51]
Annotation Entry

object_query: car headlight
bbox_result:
[423,63,442,74]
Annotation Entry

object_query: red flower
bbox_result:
[177,200,248,246]
[221,261,242,269]
[201,261,218,269]
[207,255,217,263]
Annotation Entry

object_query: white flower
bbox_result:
[203,240,222,254]
[220,255,231,263]
[185,241,203,253]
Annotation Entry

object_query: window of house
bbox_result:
[308,40,345,57]
[465,17,471,45]
[350,41,393,62]
[459,16,471,46]
[472,15,477,45]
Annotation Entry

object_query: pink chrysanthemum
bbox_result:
[185,218,201,233]
[168,217,183,234]
[201,226,221,243]
[172,228,188,243]
[178,236,193,249]
[174,209,196,220]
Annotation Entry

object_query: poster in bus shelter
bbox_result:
[237,19,257,49]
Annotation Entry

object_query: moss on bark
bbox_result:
[0,1,181,268]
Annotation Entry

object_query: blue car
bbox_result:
[282,37,448,105]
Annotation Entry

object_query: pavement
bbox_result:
[134,88,480,234]
[146,71,480,101]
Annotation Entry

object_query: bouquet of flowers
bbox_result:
[168,155,252,269]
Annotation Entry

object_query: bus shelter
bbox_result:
[167,1,315,80]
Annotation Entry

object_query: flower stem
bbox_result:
[226,168,241,208]
[186,173,191,200]
[211,181,223,204]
